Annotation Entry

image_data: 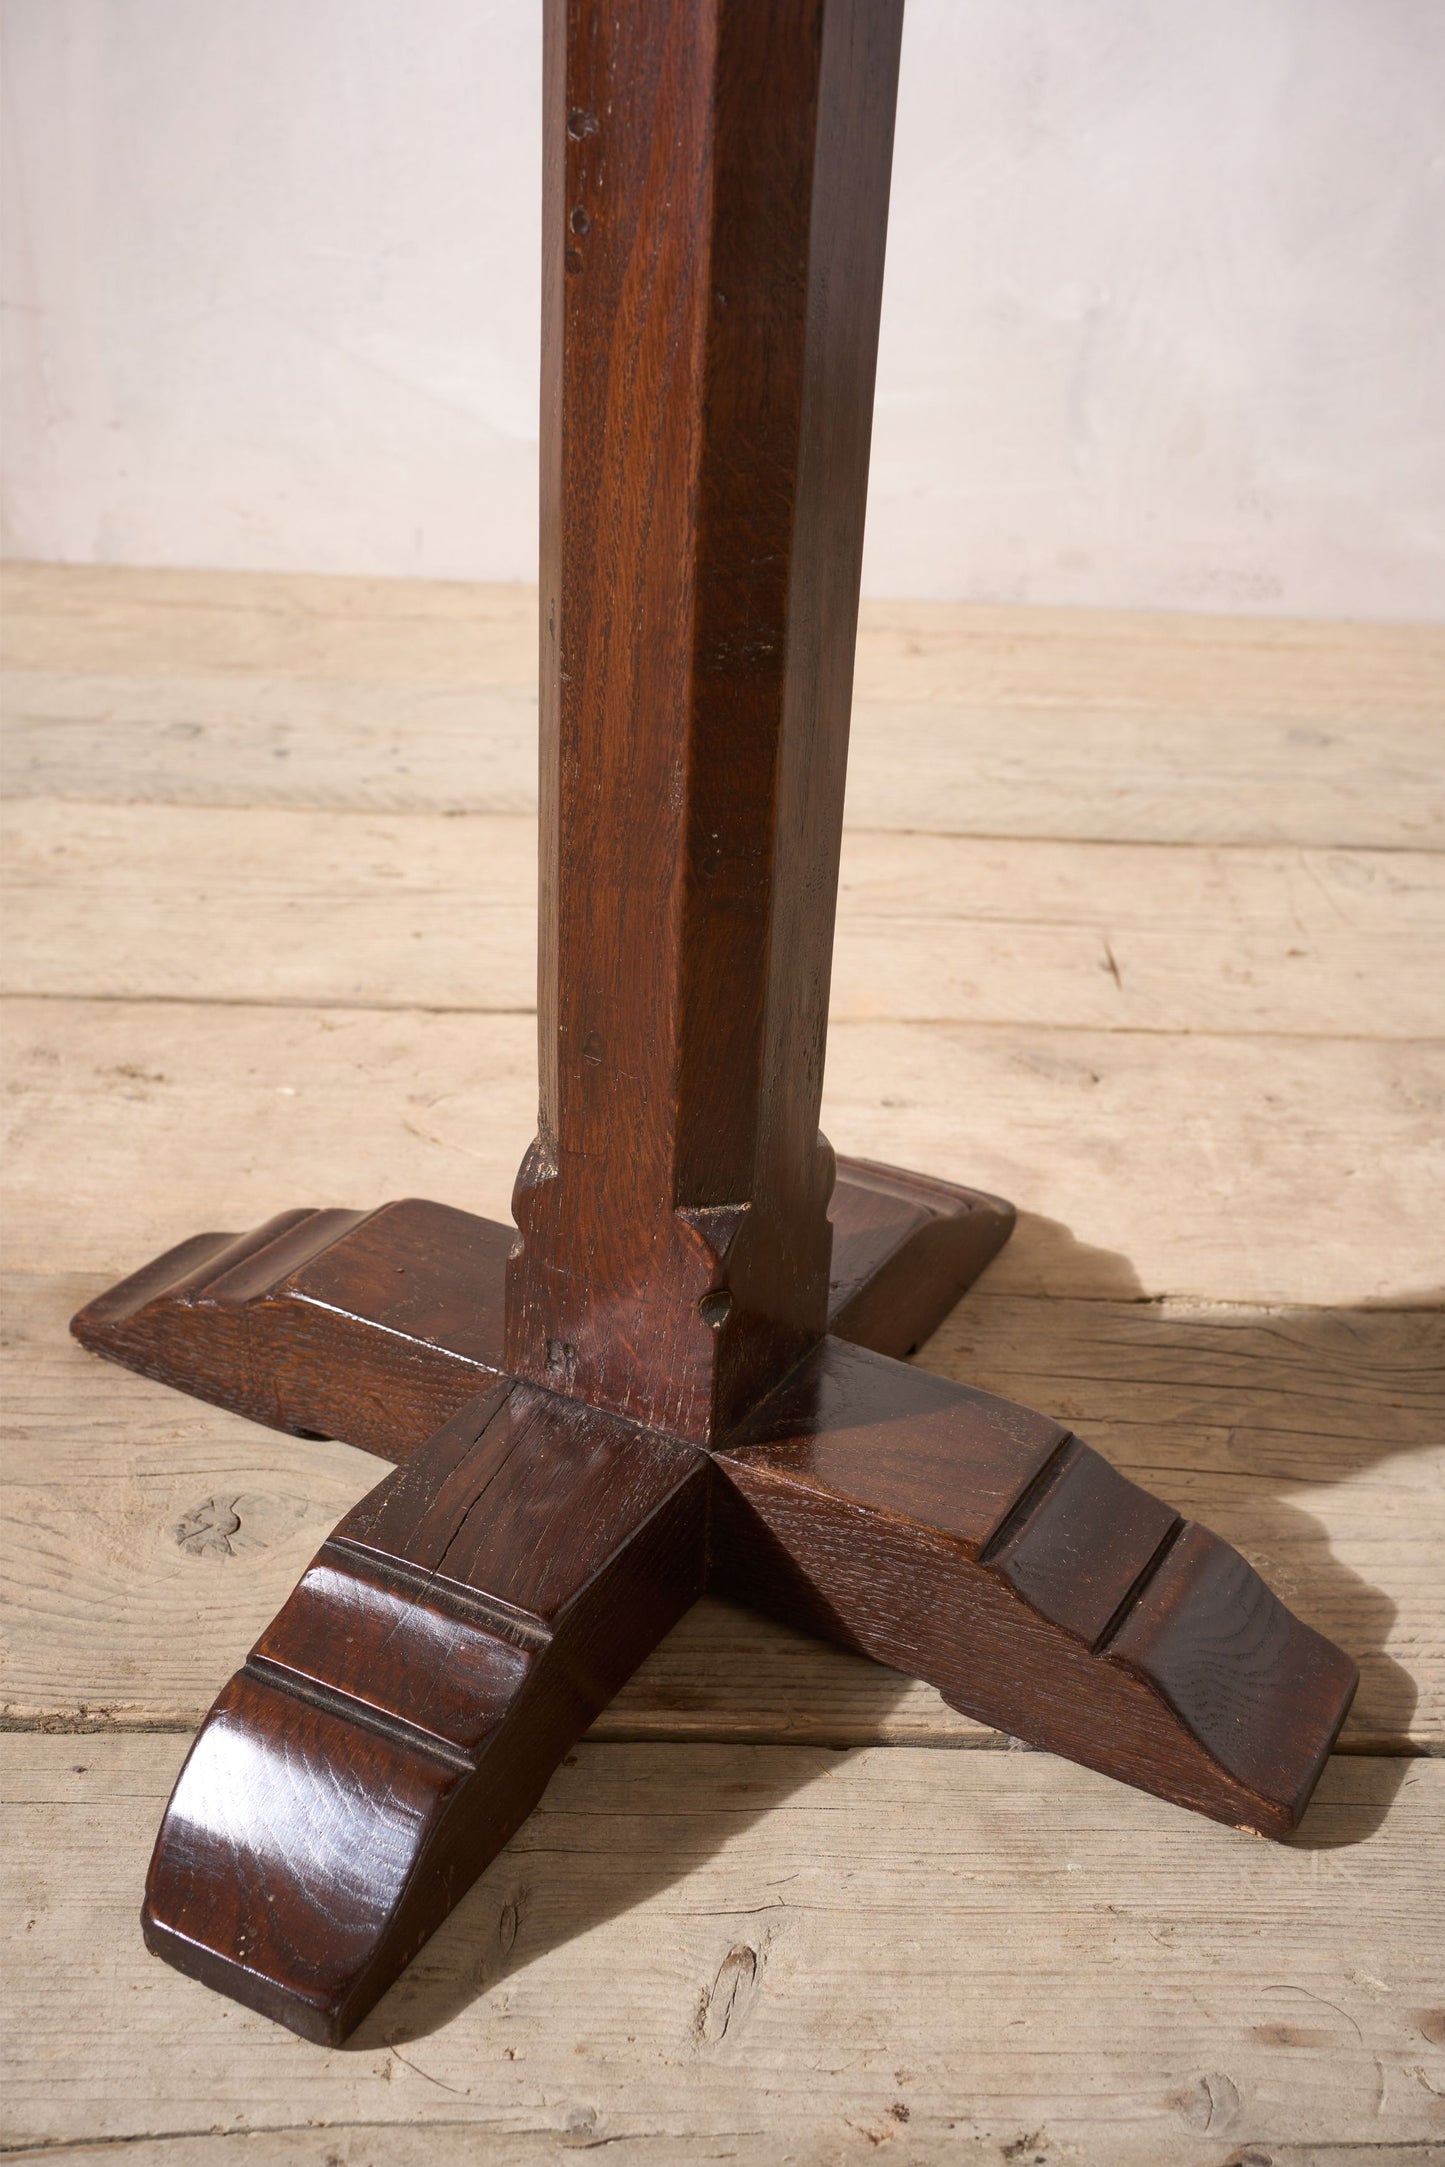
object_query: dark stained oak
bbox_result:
[712,1339,1356,1838]
[72,1200,513,1458]
[145,1387,709,2044]
[71,1158,1014,1459]
[506,0,906,1444]
[69,0,1358,2047]
[826,1159,1016,1360]
[142,1345,1354,2043]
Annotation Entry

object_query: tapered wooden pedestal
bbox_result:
[72,0,1356,2048]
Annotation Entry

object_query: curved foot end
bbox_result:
[1090,1519,1358,1836]
[70,1199,514,1455]
[142,1665,526,2045]
[716,1338,1357,1838]
[142,1385,709,2038]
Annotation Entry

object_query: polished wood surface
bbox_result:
[9,578,1439,2158]
[715,1340,1354,1835]
[507,0,903,1443]
[71,1159,1014,1459]
[146,1388,709,2043]
[58,0,1359,2053]
[138,1320,1354,2042]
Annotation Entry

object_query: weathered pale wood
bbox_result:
[3,564,1441,2147]
[6,799,1442,1037]
[5,1271,1436,1750]
[12,665,1443,851]
[3,1736,1441,2159]
[0,566,541,683]
[0,2141,1422,2167]
[0,671,542,816]
[1,801,540,1012]
[5,566,1443,847]
[821,1020,1445,1310]
[7,563,1441,718]
[5,994,1439,1306]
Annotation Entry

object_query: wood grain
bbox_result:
[6,564,1443,844]
[12,0,1380,2035]
[143,1389,710,2042]
[0,564,542,685]
[7,798,1443,1037]
[505,0,903,1441]
[0,2139,1422,2167]
[61,0,1342,2041]
[6,994,1438,1306]
[4,1736,1441,2158]
[4,551,1442,2146]
[61,1162,1009,1460]
[714,1339,1355,1835]
[6,1271,1435,1751]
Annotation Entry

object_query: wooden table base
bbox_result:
[70,0,1356,2048]
[73,1155,1354,2046]
[71,1159,1012,1462]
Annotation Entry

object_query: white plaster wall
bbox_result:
[3,0,1443,616]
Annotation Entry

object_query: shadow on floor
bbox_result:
[352,1208,1437,2046]
[356,1730,895,2049]
[929,1210,1435,1851]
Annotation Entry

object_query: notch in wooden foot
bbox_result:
[713,1338,1358,1837]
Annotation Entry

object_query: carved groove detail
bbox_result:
[241,1656,482,1777]
[714,1337,1356,1839]
[67,0,1358,2058]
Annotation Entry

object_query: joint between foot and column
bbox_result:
[69,0,1357,2049]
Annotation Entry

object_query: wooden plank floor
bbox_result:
[2,566,1442,2164]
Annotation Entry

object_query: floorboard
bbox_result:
[2,567,1440,2163]
[5,993,1439,1304]
[3,1270,1437,1752]
[6,799,1443,1035]
[3,1737,1440,2161]
[5,567,1442,846]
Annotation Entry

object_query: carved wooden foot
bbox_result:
[73,0,1359,2052]
[145,1386,710,2044]
[134,1278,1356,2044]
[72,1158,1014,1457]
[103,1168,1356,2044]
[714,1339,1357,1836]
